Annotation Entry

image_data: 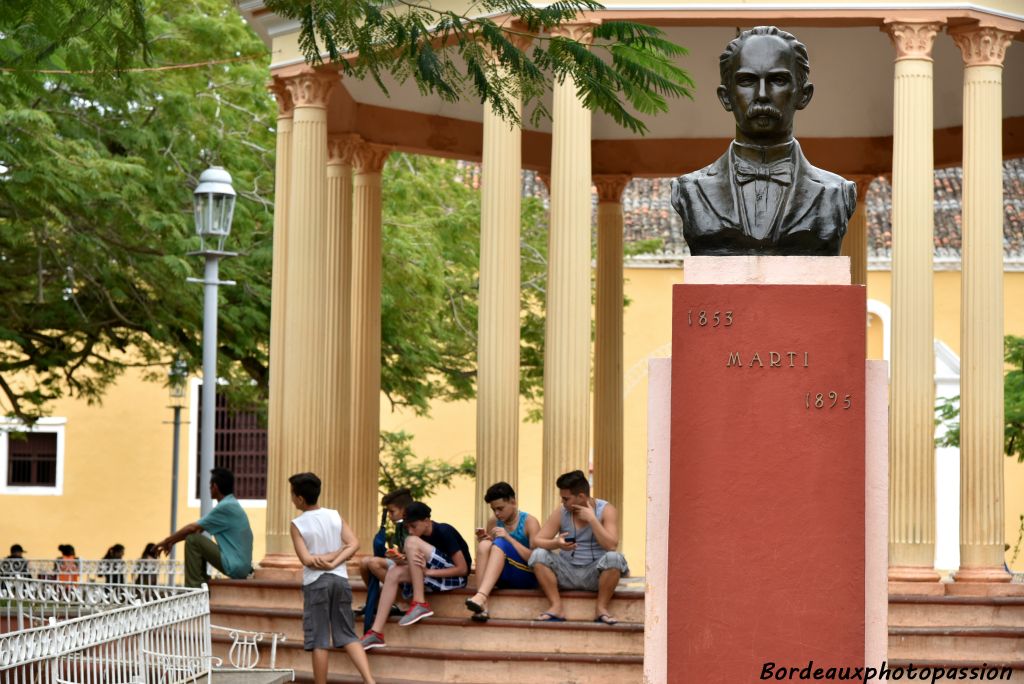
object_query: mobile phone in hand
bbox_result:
[564,536,576,544]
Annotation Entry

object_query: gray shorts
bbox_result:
[529,548,629,592]
[302,573,358,651]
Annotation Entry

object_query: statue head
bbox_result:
[717,27,814,147]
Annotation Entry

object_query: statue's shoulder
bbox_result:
[672,157,722,194]
[805,163,848,189]
[800,156,857,217]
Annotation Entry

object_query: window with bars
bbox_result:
[195,388,268,500]
[7,432,58,487]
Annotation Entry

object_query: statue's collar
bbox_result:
[731,139,795,165]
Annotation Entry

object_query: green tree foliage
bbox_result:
[0,1,561,422]
[0,0,276,420]
[1,0,151,79]
[378,430,475,500]
[936,335,1024,462]
[380,153,549,414]
[264,0,693,134]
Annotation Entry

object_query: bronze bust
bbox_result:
[671,27,856,256]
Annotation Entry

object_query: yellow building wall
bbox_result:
[0,368,267,566]
[3,267,1022,576]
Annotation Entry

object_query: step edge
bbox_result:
[210,607,643,632]
[212,635,644,665]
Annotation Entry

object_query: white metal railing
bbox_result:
[1,559,184,587]
[0,578,212,684]
[209,624,289,673]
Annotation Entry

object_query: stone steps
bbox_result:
[889,592,1024,681]
[209,578,645,623]
[212,635,642,684]
[211,606,643,655]
[208,577,645,684]
[889,595,1024,628]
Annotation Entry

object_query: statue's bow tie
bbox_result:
[734,159,793,186]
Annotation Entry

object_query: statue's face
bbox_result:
[717,34,813,145]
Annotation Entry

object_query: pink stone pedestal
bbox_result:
[645,257,888,683]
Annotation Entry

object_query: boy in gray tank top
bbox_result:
[529,470,630,624]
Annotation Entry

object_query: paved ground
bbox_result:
[206,669,294,683]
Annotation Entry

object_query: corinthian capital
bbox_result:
[283,71,338,109]
[592,175,631,203]
[883,22,942,61]
[328,134,364,165]
[950,26,1014,67]
[550,22,597,46]
[267,78,294,118]
[352,143,392,174]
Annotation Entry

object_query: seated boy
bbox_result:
[465,482,540,622]
[360,502,471,649]
[356,487,413,631]
[529,470,629,624]
[288,472,375,684]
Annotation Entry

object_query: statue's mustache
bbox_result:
[746,103,781,119]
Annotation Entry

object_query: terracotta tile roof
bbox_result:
[481,160,1024,262]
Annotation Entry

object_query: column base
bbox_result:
[258,552,302,578]
[888,565,941,583]
[952,565,1012,584]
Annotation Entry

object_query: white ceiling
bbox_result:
[340,25,1024,140]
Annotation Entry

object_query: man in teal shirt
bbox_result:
[157,468,254,587]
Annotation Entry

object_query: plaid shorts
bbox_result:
[400,548,467,599]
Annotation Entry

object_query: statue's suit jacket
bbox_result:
[670,141,856,256]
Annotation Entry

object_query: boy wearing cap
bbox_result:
[360,502,471,650]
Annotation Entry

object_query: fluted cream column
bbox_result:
[264,71,335,565]
[322,134,360,514]
[476,79,524,527]
[592,175,630,515]
[841,175,873,287]
[349,143,392,545]
[951,26,1014,583]
[263,80,296,562]
[884,22,941,583]
[543,23,595,516]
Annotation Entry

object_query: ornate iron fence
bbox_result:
[0,578,211,684]
[1,559,185,586]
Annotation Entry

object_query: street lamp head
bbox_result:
[168,357,188,404]
[193,166,236,252]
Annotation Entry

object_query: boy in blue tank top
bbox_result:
[464,482,541,622]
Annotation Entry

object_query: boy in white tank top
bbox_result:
[289,472,376,684]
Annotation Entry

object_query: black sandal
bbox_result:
[465,592,488,614]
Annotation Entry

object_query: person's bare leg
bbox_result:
[470,540,500,609]
[368,557,389,581]
[596,568,622,619]
[343,641,377,683]
[472,544,508,609]
[533,563,564,619]
[370,565,409,633]
[312,649,329,684]
[358,556,372,585]
[403,537,431,604]
[473,540,492,592]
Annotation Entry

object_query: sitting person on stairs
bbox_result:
[529,470,629,624]
[360,502,471,650]
[465,481,540,622]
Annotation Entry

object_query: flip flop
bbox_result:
[594,614,619,625]
[465,596,486,614]
[471,610,490,623]
[536,612,566,622]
